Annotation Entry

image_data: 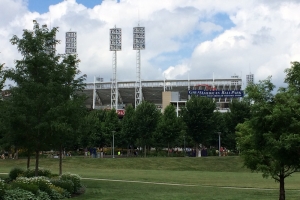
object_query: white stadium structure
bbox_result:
[83,75,243,117]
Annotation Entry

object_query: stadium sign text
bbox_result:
[188,90,244,98]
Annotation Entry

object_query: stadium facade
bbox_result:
[83,75,243,116]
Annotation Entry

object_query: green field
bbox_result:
[0,156,299,199]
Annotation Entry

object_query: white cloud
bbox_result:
[0,0,300,89]
[163,64,190,79]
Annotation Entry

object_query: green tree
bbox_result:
[156,104,181,156]
[103,109,120,155]
[121,105,137,156]
[5,21,86,176]
[180,96,215,156]
[78,109,100,149]
[135,101,160,157]
[219,99,251,151]
[237,69,300,200]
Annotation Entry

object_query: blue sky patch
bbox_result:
[150,12,235,70]
[27,0,108,13]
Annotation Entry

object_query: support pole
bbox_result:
[93,76,96,109]
[111,50,118,110]
[218,132,221,157]
[135,49,142,108]
[113,131,115,158]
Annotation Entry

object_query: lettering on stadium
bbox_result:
[188,90,244,98]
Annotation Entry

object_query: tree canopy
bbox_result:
[180,96,216,155]
[237,62,300,200]
[5,21,86,175]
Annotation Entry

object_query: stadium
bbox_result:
[82,75,243,117]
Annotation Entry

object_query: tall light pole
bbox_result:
[110,26,122,110]
[112,131,116,158]
[218,132,221,157]
[133,26,145,108]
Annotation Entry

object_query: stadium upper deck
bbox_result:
[83,76,243,110]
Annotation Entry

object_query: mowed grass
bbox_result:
[1,156,300,199]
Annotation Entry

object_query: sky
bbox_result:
[1,0,300,88]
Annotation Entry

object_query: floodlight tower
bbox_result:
[110,26,122,110]
[65,32,77,54]
[133,26,145,108]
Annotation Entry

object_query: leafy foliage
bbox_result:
[23,168,52,178]
[60,173,82,193]
[120,105,137,150]
[51,179,74,194]
[9,168,25,180]
[156,104,182,153]
[180,96,216,146]
[0,178,6,199]
[4,21,86,175]
[237,63,300,200]
[135,101,160,156]
[3,188,37,200]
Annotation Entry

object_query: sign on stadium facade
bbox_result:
[117,109,125,116]
[188,90,244,98]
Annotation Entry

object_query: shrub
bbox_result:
[208,148,217,156]
[51,179,74,193]
[15,176,63,200]
[23,168,52,178]
[11,181,39,195]
[49,184,72,199]
[36,190,51,200]
[8,168,25,180]
[48,187,65,200]
[3,188,37,200]
[60,173,82,193]
[0,178,6,199]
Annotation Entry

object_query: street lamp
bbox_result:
[217,132,221,157]
[183,135,186,156]
[112,131,116,158]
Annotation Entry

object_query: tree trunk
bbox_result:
[35,150,39,176]
[168,143,170,157]
[127,144,130,157]
[59,145,63,175]
[27,153,30,169]
[279,175,285,200]
[144,144,146,157]
[196,144,201,157]
[14,148,18,159]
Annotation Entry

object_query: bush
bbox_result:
[36,190,51,200]
[3,188,37,200]
[60,173,82,193]
[48,186,65,200]
[23,168,52,178]
[208,148,218,156]
[8,168,25,180]
[11,181,39,195]
[15,176,64,200]
[51,179,74,193]
[0,178,6,200]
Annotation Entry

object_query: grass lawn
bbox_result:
[0,156,300,199]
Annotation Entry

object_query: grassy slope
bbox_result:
[0,156,299,199]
